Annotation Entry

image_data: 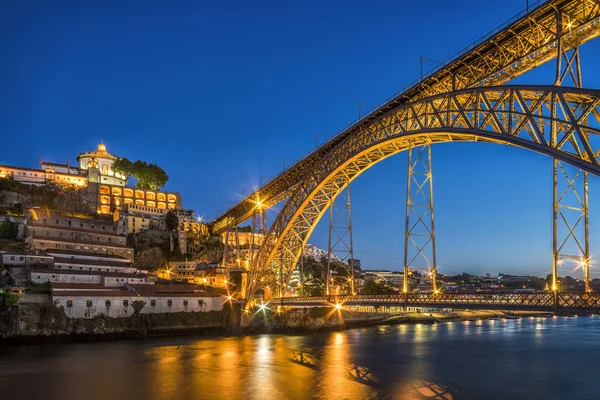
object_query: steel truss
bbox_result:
[326,181,355,296]
[403,143,437,292]
[222,226,241,268]
[244,85,600,305]
[553,19,591,292]
[212,0,600,233]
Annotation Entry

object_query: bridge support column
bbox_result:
[222,225,241,268]
[403,142,438,293]
[552,13,591,292]
[250,209,267,265]
[326,179,356,296]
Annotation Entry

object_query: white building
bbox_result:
[52,283,225,318]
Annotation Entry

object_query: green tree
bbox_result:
[361,279,396,295]
[0,221,18,239]
[112,158,169,190]
[165,211,179,231]
[111,157,134,178]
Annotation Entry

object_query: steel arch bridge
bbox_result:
[210,0,600,309]
[245,85,600,300]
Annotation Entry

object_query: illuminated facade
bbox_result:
[0,164,87,187]
[0,142,182,216]
[97,184,180,215]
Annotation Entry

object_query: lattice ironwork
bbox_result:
[403,144,437,292]
[243,85,600,305]
[222,226,241,268]
[552,31,591,292]
[326,181,356,296]
[276,292,600,311]
[212,0,600,233]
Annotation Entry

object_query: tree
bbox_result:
[361,279,396,295]
[112,158,169,190]
[0,221,18,239]
[111,157,133,178]
[165,211,179,231]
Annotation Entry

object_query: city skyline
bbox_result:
[2,0,600,277]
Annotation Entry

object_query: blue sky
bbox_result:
[1,0,599,277]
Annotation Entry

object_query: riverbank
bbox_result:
[0,302,590,345]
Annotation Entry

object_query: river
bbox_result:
[1,315,599,399]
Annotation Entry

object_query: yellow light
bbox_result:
[226,295,233,301]
[334,303,342,310]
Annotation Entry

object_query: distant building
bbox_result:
[119,203,167,234]
[27,212,134,261]
[364,269,404,286]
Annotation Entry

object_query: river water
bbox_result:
[1,316,599,399]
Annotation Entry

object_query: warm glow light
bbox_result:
[226,295,233,301]
[334,303,342,310]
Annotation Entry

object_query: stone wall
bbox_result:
[0,301,238,340]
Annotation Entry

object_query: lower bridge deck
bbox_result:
[271,292,600,312]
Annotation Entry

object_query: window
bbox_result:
[66,300,73,308]
[10,256,14,260]
[105,300,111,307]
[86,300,93,307]
[183,299,188,307]
[123,300,129,307]
[151,300,156,307]
[167,300,172,307]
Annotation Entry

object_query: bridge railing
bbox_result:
[273,292,600,311]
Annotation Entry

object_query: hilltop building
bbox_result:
[0,142,182,216]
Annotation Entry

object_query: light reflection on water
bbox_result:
[1,316,600,399]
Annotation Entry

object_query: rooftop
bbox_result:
[54,257,133,268]
[29,268,147,279]
[45,249,131,261]
[29,223,121,237]
[31,236,130,249]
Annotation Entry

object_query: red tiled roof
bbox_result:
[52,283,112,290]
[29,223,122,237]
[54,257,133,268]
[31,236,130,249]
[45,249,130,260]
[130,283,223,297]
[51,288,221,298]
[29,268,147,279]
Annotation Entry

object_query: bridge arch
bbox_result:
[246,85,600,302]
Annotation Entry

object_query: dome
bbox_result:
[97,142,107,152]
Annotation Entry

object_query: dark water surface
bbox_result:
[1,316,599,399]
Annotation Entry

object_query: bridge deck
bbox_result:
[271,292,600,312]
